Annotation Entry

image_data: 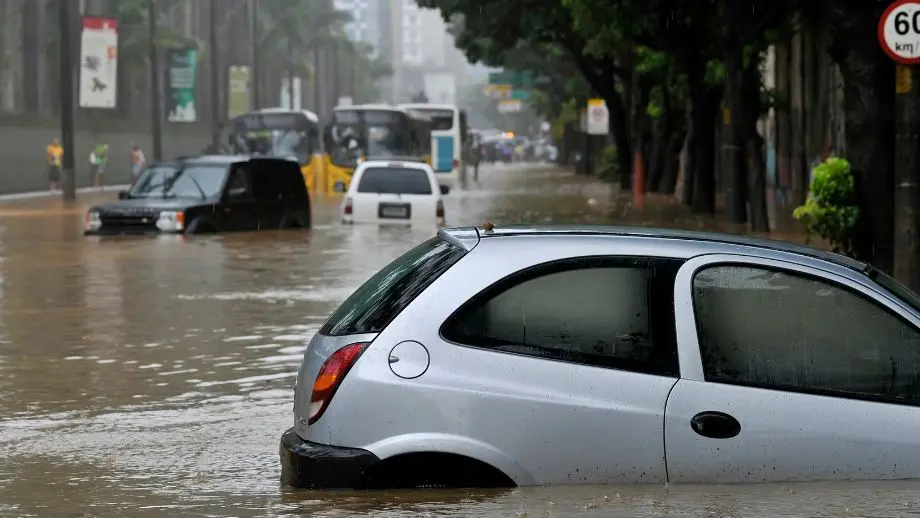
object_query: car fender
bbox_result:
[364,433,536,485]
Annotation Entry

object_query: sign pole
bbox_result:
[59,0,76,202]
[882,0,920,289]
[209,0,220,148]
[149,0,163,161]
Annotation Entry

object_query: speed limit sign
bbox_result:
[880,0,920,63]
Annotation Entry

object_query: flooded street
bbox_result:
[0,163,917,517]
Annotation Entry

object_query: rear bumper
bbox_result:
[279,428,380,489]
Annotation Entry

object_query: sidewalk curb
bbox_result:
[0,184,130,203]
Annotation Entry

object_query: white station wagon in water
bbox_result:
[341,159,448,226]
[281,224,920,489]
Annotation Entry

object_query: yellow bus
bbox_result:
[226,108,325,193]
[324,104,432,192]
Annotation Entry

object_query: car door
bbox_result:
[665,254,920,483]
[221,164,260,231]
[249,162,283,229]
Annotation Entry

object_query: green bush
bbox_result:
[598,145,619,179]
[792,157,859,255]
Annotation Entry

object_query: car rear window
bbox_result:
[357,167,432,195]
[319,237,466,336]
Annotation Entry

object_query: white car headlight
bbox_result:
[84,210,102,231]
[156,211,185,232]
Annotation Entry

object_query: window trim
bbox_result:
[684,255,920,407]
[438,256,683,377]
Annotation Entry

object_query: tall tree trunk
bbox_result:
[828,2,895,272]
[722,0,748,223]
[687,66,720,213]
[744,52,770,232]
[601,89,632,188]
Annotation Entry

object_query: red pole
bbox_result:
[632,151,646,208]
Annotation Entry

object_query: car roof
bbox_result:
[358,159,432,170]
[169,154,298,166]
[437,224,868,273]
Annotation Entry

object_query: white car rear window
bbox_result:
[357,167,432,195]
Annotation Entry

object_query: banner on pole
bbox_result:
[166,49,198,122]
[228,66,251,118]
[78,16,119,109]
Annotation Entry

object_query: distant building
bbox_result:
[333,0,381,49]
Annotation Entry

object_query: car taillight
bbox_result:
[452,159,459,169]
[343,197,353,215]
[307,342,367,425]
[436,200,444,218]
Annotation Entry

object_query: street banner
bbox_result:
[228,66,251,118]
[78,16,118,108]
[166,49,198,122]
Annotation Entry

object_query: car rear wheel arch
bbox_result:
[358,451,516,489]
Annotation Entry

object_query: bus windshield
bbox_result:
[330,109,412,163]
[228,113,315,164]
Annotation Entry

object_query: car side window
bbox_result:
[226,165,252,199]
[441,257,682,376]
[693,265,920,403]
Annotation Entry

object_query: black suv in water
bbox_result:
[84,155,311,235]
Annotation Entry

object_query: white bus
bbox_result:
[399,103,468,187]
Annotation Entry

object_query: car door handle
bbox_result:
[690,411,741,439]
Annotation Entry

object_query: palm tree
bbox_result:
[254,0,391,107]
[255,0,350,106]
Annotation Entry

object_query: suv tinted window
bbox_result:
[694,265,920,402]
[320,237,465,336]
[357,167,432,195]
[441,258,682,376]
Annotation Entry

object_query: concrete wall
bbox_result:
[0,118,212,193]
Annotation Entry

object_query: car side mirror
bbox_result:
[439,184,450,195]
[333,181,346,193]
[228,187,247,197]
[117,190,129,200]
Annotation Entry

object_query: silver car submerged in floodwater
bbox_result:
[280,224,920,489]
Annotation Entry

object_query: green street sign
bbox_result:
[510,89,530,100]
[489,70,550,88]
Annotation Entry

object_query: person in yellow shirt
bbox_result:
[46,138,63,191]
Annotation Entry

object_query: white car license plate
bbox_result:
[379,204,410,219]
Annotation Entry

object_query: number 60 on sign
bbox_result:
[880,0,920,63]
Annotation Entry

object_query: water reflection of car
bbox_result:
[341,159,448,227]
[84,155,311,236]
[281,224,920,488]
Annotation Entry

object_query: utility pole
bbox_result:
[331,40,339,107]
[59,0,76,202]
[894,64,920,290]
[209,0,219,147]
[313,44,321,117]
[149,0,162,160]
[349,47,356,103]
[250,0,261,109]
[287,38,294,109]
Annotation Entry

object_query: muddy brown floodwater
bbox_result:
[0,164,917,518]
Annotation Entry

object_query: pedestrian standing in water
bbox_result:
[46,138,63,191]
[130,142,146,182]
[89,143,108,190]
